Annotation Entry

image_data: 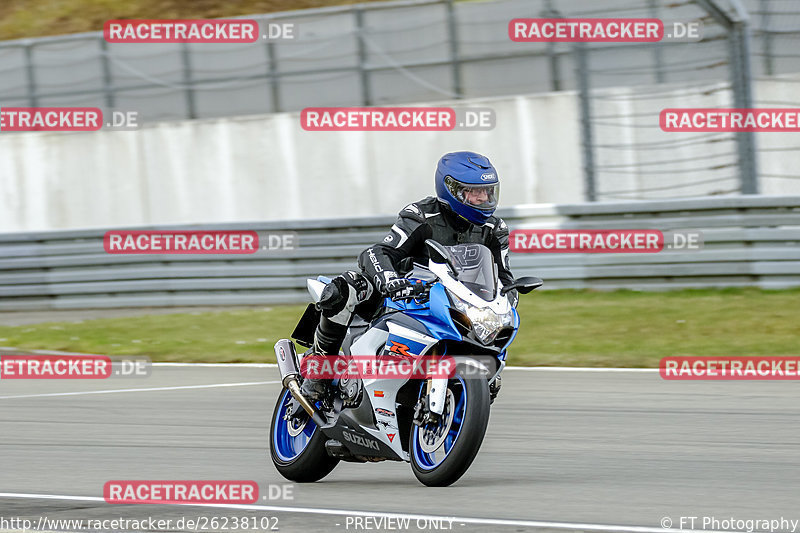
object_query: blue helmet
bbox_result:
[435,151,500,225]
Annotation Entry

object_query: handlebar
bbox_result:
[389,280,431,302]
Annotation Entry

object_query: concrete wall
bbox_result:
[2,78,800,232]
[0,93,583,232]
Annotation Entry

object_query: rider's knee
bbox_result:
[341,271,374,302]
[317,271,375,319]
[317,276,349,317]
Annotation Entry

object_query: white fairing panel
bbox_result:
[429,260,512,313]
[347,327,387,358]
[346,326,410,459]
[307,279,326,303]
[362,376,409,460]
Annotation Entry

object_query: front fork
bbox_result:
[427,378,448,417]
[415,354,497,422]
[413,345,449,426]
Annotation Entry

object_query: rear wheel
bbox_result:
[269,388,338,482]
[409,363,490,486]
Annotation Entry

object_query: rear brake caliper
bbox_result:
[283,399,311,436]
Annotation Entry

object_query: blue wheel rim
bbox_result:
[411,376,467,471]
[272,389,317,462]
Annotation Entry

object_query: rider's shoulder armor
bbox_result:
[484,215,508,239]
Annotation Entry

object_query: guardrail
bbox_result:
[0,196,798,310]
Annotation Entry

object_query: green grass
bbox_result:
[0,288,798,366]
[0,0,411,40]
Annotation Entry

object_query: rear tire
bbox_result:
[410,362,490,487]
[269,388,338,482]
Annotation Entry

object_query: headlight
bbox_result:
[451,294,513,344]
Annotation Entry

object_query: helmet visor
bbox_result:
[444,176,499,211]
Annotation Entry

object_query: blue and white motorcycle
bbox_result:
[270,240,541,486]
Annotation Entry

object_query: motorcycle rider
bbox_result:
[301,151,517,401]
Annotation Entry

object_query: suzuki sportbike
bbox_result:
[270,240,541,486]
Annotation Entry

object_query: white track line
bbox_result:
[153,362,276,368]
[0,381,279,400]
[0,492,732,533]
[150,362,659,372]
[1,348,660,372]
[507,366,659,372]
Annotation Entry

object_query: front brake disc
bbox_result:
[419,388,455,453]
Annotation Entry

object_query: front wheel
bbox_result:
[410,363,490,486]
[269,388,338,482]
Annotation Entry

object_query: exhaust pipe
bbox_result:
[274,339,326,427]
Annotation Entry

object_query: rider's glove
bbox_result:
[376,272,424,299]
[386,278,422,299]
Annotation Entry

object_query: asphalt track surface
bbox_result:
[1,365,799,533]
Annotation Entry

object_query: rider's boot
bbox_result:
[299,316,348,401]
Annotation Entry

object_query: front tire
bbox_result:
[269,388,338,482]
[410,363,490,486]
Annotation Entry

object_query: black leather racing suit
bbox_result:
[358,196,517,305]
[310,197,517,358]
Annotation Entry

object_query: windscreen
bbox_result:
[445,243,497,301]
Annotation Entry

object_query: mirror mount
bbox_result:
[500,276,544,295]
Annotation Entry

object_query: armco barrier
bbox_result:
[0,196,798,310]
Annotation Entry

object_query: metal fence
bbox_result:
[1,0,800,201]
[0,0,797,116]
[0,0,560,121]
[0,195,798,310]
[574,0,764,203]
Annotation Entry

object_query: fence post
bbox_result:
[354,7,372,106]
[576,42,597,202]
[730,5,759,194]
[696,0,759,195]
[267,39,281,112]
[180,42,197,119]
[99,37,115,109]
[760,0,774,75]
[445,0,463,98]
[24,41,38,107]
[543,0,562,91]
[647,0,666,83]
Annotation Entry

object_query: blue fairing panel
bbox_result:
[497,308,520,360]
[382,284,462,341]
